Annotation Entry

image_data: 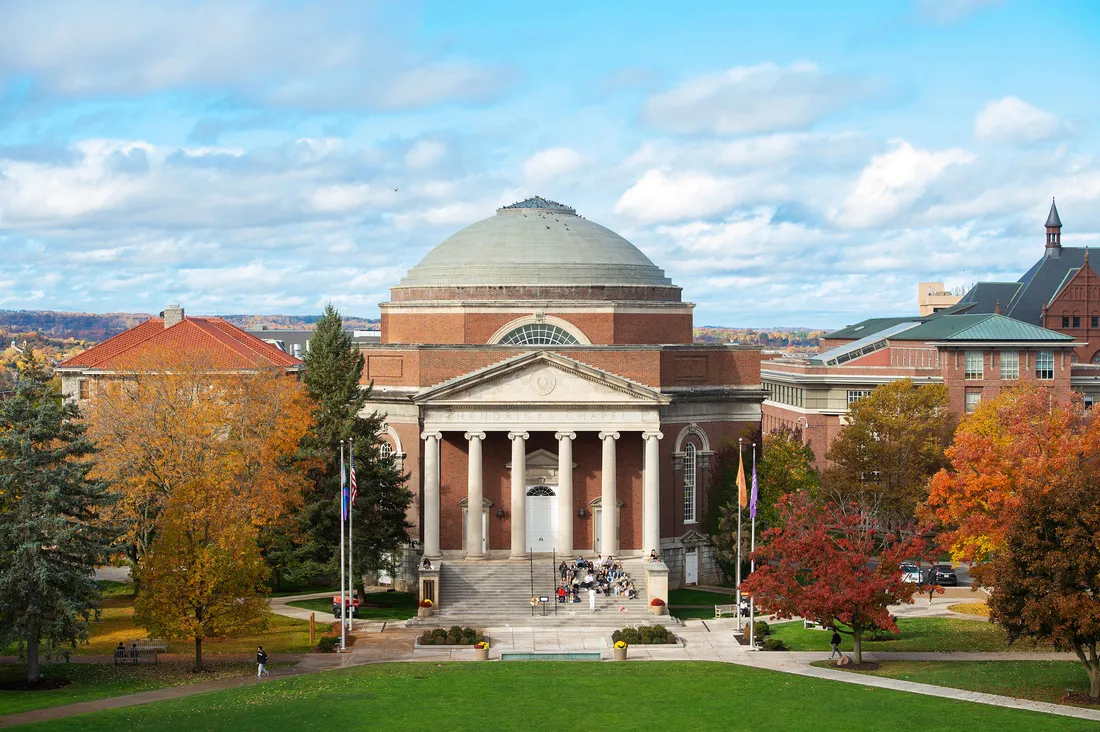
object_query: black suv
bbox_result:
[926,565,958,586]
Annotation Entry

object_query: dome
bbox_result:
[395,197,674,290]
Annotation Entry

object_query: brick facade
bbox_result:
[1043,259,1100,363]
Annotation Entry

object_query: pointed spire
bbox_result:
[1046,198,1062,228]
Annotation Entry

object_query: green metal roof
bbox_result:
[897,314,1073,342]
[825,317,918,340]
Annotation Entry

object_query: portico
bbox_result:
[416,351,669,559]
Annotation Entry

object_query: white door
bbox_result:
[685,547,699,584]
[526,487,556,552]
[462,509,488,554]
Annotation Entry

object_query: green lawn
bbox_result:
[0,662,262,716]
[12,662,1097,731]
[287,591,417,620]
[668,589,736,605]
[266,586,338,598]
[820,660,1093,707]
[770,618,1045,653]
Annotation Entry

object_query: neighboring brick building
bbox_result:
[361,197,766,587]
[56,304,303,402]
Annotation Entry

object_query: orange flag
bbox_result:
[737,450,748,508]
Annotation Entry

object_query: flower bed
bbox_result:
[612,625,677,645]
[416,626,486,646]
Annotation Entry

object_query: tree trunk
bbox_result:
[26,634,39,683]
[852,628,863,665]
[1091,664,1099,700]
[194,638,203,672]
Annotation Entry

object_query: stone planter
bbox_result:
[417,607,434,619]
[613,646,628,661]
[649,605,666,616]
[475,647,489,661]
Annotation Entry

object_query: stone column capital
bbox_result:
[508,431,530,441]
[598,430,620,441]
[463,431,486,442]
[643,430,664,441]
[554,431,577,441]
[421,430,442,441]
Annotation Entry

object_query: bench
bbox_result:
[114,648,159,665]
[803,620,825,630]
[715,603,737,619]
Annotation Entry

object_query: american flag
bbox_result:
[349,444,358,506]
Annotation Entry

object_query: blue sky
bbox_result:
[0,0,1098,328]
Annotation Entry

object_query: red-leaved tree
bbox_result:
[742,493,929,664]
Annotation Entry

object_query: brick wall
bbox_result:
[940,348,1073,414]
[1043,262,1100,362]
[660,349,763,386]
[388,284,683,302]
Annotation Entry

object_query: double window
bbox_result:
[1036,351,1054,380]
[965,391,981,413]
[847,389,873,406]
[1000,351,1019,380]
[964,351,983,380]
[683,443,697,523]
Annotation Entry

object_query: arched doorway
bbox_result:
[526,486,557,553]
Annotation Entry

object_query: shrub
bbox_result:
[613,625,676,645]
[762,638,788,652]
[315,635,338,653]
[753,620,771,639]
[418,627,485,645]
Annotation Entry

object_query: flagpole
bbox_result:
[736,437,743,631]
[749,442,757,649]
[348,438,354,635]
[339,440,346,652]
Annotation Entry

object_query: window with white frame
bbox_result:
[1036,351,1054,380]
[379,441,393,460]
[847,389,873,406]
[964,351,983,380]
[683,443,697,523]
[1000,350,1019,380]
[965,391,981,413]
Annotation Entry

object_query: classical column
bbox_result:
[643,431,663,557]
[599,431,619,557]
[555,431,576,556]
[464,432,486,560]
[509,431,529,559]
[422,431,442,559]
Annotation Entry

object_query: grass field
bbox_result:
[287,591,417,620]
[0,662,262,716]
[12,662,1097,731]
[948,602,991,617]
[820,660,1093,707]
[769,617,1045,653]
[668,589,736,605]
[1,596,313,658]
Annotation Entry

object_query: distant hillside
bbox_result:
[0,310,380,344]
[693,326,824,353]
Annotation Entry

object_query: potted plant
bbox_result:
[613,639,628,661]
[474,640,489,661]
[418,599,434,618]
[649,597,667,616]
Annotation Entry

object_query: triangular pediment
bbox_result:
[414,351,670,406]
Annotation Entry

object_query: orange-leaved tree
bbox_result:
[87,347,313,575]
[922,382,1087,568]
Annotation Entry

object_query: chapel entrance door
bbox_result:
[526,486,557,553]
[685,546,699,585]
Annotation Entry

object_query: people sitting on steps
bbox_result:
[555,556,639,605]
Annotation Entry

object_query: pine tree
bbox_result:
[271,305,411,588]
[0,350,117,682]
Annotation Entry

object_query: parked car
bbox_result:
[332,595,360,618]
[927,565,958,586]
[900,563,922,583]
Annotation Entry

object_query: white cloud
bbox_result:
[643,62,879,135]
[523,147,584,185]
[405,140,447,170]
[309,184,396,213]
[833,141,975,228]
[615,170,742,223]
[975,96,1068,145]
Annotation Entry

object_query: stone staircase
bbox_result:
[410,557,679,628]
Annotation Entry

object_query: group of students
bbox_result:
[555,554,638,608]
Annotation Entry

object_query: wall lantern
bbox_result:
[576,506,589,519]
[496,507,506,521]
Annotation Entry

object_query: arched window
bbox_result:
[379,442,393,460]
[1091,351,1100,365]
[497,324,580,346]
[683,443,697,523]
[526,486,556,496]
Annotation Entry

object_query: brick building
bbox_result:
[361,197,765,586]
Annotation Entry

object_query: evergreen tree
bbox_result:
[270,305,411,588]
[0,350,116,682]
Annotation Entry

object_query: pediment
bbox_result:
[414,352,670,406]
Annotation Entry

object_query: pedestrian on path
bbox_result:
[829,629,842,659]
[588,587,597,613]
[256,646,270,678]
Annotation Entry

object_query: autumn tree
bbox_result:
[87,348,313,582]
[923,382,1081,566]
[0,351,117,682]
[742,492,928,664]
[988,468,1100,698]
[823,379,954,529]
[275,305,410,589]
[712,428,819,578]
[135,479,269,671]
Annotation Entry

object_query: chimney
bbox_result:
[163,304,185,328]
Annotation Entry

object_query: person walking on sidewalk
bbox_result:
[828,629,843,659]
[256,646,270,678]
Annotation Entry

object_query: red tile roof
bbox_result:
[59,317,302,371]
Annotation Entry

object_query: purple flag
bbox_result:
[340,443,348,521]
[749,457,759,520]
